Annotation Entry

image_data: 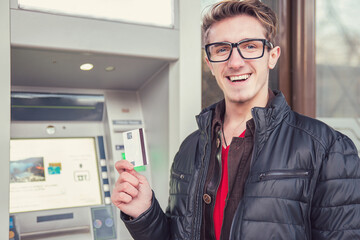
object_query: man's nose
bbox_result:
[227,47,245,69]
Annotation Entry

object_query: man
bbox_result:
[111,0,360,239]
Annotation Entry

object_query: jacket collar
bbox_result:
[196,90,290,133]
[196,99,218,133]
[251,90,291,133]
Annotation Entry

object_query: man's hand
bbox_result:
[111,160,153,219]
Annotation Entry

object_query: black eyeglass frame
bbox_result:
[205,38,274,63]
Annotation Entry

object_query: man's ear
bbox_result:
[268,46,281,69]
[205,55,215,76]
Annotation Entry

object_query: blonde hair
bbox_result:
[202,0,278,46]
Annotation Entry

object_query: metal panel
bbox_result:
[0,0,10,238]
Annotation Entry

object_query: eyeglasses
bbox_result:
[205,38,273,63]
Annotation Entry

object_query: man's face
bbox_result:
[205,15,280,105]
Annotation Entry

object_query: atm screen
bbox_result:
[9,137,103,213]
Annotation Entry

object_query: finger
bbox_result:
[125,166,149,181]
[116,171,139,188]
[118,182,139,198]
[112,191,133,204]
[115,160,134,174]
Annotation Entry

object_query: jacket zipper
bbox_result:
[258,170,310,181]
[190,120,210,240]
[171,170,185,180]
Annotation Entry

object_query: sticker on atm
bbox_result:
[48,163,62,175]
[74,171,90,182]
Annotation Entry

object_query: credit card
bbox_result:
[122,128,149,166]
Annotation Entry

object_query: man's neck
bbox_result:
[224,90,269,124]
[224,102,251,124]
[222,89,269,141]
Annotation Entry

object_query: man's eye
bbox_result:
[215,46,230,54]
[245,44,257,49]
[240,41,263,51]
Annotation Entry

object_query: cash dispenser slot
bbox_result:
[11,92,104,121]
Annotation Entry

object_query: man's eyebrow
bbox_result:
[237,37,264,42]
[207,37,265,44]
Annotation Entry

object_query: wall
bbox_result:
[139,0,202,209]
[10,9,179,60]
[0,0,10,238]
[168,0,202,163]
[178,0,201,142]
[139,64,170,210]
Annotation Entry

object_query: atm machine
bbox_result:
[8,39,188,240]
[8,0,201,238]
[9,89,155,240]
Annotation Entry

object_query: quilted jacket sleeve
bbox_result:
[121,192,170,240]
[311,133,360,239]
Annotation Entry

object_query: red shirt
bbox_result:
[213,130,246,240]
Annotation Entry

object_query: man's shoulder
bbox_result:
[180,130,201,148]
[285,110,344,149]
[172,130,201,173]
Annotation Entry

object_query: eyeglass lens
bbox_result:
[207,40,265,62]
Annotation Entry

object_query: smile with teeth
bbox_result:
[229,74,251,82]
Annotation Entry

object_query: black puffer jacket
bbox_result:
[122,91,360,239]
